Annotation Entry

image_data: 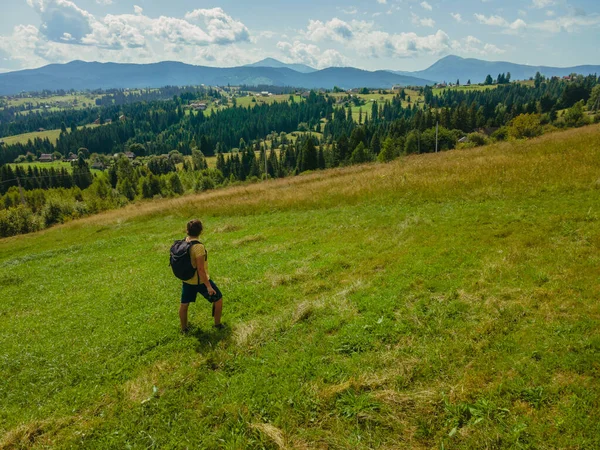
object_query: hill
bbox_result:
[392,55,600,84]
[244,57,317,74]
[0,61,433,95]
[1,125,599,448]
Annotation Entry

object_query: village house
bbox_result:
[125,152,135,160]
[66,153,78,162]
[119,114,127,121]
[39,153,53,162]
[91,161,105,170]
[190,102,207,111]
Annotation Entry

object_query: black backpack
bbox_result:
[170,239,200,281]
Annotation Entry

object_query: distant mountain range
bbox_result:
[244,58,317,74]
[0,56,598,95]
[0,60,432,95]
[390,55,600,84]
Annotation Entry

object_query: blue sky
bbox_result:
[0,0,598,73]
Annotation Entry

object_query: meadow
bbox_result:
[1,125,599,448]
[1,124,100,147]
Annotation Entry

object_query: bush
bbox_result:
[42,198,75,226]
[467,132,489,147]
[195,176,215,192]
[0,206,43,237]
[508,114,542,139]
[563,100,588,128]
[491,127,508,141]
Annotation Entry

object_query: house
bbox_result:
[190,102,207,111]
[93,118,101,125]
[125,152,135,159]
[39,153,53,162]
[66,153,78,162]
[105,119,112,125]
[458,136,468,144]
[119,114,127,121]
[260,91,270,97]
[91,161,105,170]
[38,128,46,132]
[392,85,403,91]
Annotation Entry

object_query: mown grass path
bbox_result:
[1,126,599,448]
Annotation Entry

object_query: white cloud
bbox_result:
[450,13,463,23]
[377,0,387,4]
[532,0,554,8]
[304,18,354,42]
[0,1,256,70]
[95,0,113,4]
[277,40,348,68]
[546,10,555,17]
[531,14,600,33]
[474,13,527,33]
[297,18,484,59]
[184,8,250,45]
[411,14,435,28]
[474,14,508,27]
[420,1,433,11]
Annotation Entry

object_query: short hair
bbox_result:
[186,219,203,237]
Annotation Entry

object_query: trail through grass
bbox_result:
[1,126,599,448]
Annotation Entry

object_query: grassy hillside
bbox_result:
[1,124,100,146]
[1,125,600,448]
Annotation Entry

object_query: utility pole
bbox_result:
[16,176,26,206]
[264,141,268,180]
[435,121,439,153]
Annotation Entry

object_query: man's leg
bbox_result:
[179,303,189,331]
[213,298,223,326]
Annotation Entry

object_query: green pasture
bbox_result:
[1,125,599,448]
[1,124,100,146]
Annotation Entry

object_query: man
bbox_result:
[179,219,224,333]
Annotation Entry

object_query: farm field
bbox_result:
[1,125,599,448]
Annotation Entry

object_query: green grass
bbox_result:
[4,93,101,108]
[234,94,302,108]
[1,124,100,146]
[432,84,498,95]
[1,125,600,448]
[2,129,63,146]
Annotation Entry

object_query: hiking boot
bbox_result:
[214,323,225,330]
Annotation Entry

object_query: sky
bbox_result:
[0,0,598,73]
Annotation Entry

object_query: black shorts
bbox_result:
[181,280,223,304]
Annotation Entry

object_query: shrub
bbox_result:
[492,127,509,141]
[42,198,75,226]
[0,206,43,237]
[195,176,215,192]
[563,100,588,128]
[467,132,489,147]
[508,114,542,139]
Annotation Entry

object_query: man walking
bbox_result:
[171,219,224,333]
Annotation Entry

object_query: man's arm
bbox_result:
[196,256,216,295]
